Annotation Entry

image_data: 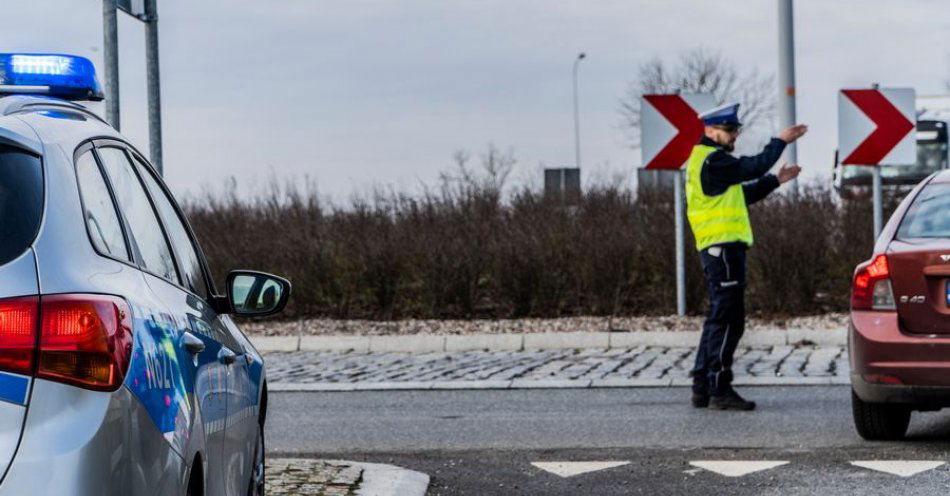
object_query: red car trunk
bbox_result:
[887,239,950,335]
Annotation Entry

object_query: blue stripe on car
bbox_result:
[0,371,30,406]
[126,312,193,437]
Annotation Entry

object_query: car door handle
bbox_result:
[181,332,205,355]
[218,347,237,365]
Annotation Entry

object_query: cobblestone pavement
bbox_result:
[264,345,848,385]
[266,458,361,495]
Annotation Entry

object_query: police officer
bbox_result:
[687,102,806,411]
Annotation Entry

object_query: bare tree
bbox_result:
[620,48,775,148]
[438,144,516,198]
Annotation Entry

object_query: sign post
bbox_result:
[672,170,686,315]
[102,0,119,130]
[872,166,882,236]
[777,0,800,196]
[144,0,163,175]
[641,93,714,316]
[838,87,916,239]
[103,0,164,175]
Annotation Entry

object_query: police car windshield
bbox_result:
[0,145,42,265]
[897,182,950,239]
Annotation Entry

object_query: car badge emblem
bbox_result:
[942,255,950,262]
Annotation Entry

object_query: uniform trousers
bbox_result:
[691,242,747,397]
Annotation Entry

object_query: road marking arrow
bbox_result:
[689,460,789,477]
[531,461,629,478]
[850,461,945,477]
[642,95,705,170]
[841,89,915,165]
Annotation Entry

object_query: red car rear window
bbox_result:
[897,182,950,239]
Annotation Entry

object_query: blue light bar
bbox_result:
[0,54,104,101]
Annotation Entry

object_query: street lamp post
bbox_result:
[573,52,586,170]
[777,0,799,196]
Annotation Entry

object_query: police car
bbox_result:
[0,54,286,495]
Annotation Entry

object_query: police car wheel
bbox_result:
[247,422,265,496]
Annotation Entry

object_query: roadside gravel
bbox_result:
[242,313,848,337]
[266,458,361,495]
[266,458,430,496]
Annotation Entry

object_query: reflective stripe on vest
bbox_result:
[685,144,754,251]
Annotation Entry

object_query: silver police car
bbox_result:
[0,54,285,495]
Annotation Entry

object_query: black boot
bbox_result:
[709,390,756,411]
[691,392,710,408]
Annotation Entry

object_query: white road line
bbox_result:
[689,461,789,477]
[531,461,630,478]
[849,461,945,477]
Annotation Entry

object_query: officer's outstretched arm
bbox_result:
[734,138,787,181]
[703,138,786,192]
[742,174,780,205]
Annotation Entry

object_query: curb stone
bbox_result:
[609,331,699,348]
[265,458,362,495]
[268,375,851,392]
[251,328,847,354]
[265,458,429,496]
[523,332,610,350]
[445,333,523,352]
[256,336,299,352]
[369,334,446,353]
[300,335,370,352]
[327,460,430,496]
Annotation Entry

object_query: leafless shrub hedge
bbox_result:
[184,174,903,320]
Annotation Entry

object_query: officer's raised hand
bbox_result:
[778,124,808,143]
[776,163,802,184]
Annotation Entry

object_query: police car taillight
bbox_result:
[0,54,104,101]
[0,297,39,376]
[37,294,133,392]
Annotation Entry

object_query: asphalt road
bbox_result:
[266,387,950,495]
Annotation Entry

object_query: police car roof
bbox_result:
[0,94,102,121]
[0,94,121,155]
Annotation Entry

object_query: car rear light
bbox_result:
[0,297,39,376]
[862,374,903,385]
[851,254,896,310]
[37,294,133,392]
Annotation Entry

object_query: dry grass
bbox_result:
[184,170,903,321]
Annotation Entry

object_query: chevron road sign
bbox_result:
[639,93,714,318]
[838,88,916,166]
[640,94,715,170]
[838,86,916,239]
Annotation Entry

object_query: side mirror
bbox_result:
[226,270,291,317]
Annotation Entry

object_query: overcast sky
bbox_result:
[7,1,950,200]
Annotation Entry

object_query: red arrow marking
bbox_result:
[643,95,704,169]
[841,89,915,165]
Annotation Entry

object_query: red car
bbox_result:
[850,169,950,440]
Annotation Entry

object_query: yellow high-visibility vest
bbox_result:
[685,144,753,251]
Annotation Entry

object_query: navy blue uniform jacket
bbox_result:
[698,136,786,206]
